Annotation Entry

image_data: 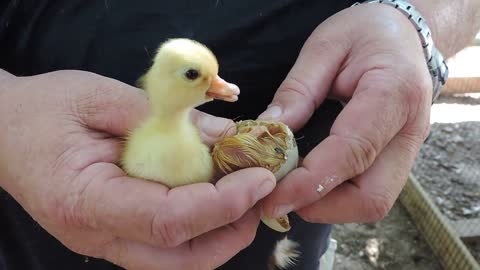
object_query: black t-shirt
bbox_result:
[0,1,353,269]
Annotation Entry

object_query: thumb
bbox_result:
[73,72,150,136]
[191,110,236,146]
[74,72,235,143]
[257,27,349,131]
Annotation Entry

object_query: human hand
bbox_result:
[259,4,432,223]
[0,70,276,269]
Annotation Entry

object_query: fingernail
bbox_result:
[255,178,276,201]
[272,204,295,218]
[258,105,282,120]
[198,114,231,136]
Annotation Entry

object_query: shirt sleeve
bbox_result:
[0,1,20,65]
[0,0,51,73]
[0,1,18,35]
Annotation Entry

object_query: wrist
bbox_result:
[408,0,480,57]
[405,1,440,44]
[353,0,449,102]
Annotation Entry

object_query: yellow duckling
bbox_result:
[123,38,301,270]
[122,38,299,232]
[121,38,239,187]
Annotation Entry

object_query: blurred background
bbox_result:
[332,31,480,270]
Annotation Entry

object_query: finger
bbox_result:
[73,72,235,143]
[74,165,275,248]
[262,70,411,218]
[84,137,131,166]
[72,72,150,136]
[74,110,234,166]
[296,131,423,223]
[103,209,260,270]
[257,21,350,131]
[190,110,237,146]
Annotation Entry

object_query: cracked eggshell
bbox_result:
[272,125,299,181]
[234,120,299,181]
[234,120,299,233]
[211,120,299,233]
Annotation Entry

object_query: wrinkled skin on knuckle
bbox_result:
[306,25,350,56]
[392,63,432,121]
[64,176,106,230]
[37,196,70,234]
[50,142,89,176]
[38,179,90,231]
[410,73,432,106]
[397,132,425,159]
[279,75,318,108]
[365,67,430,144]
[151,212,187,248]
[342,135,377,176]
[72,84,110,123]
[400,72,432,144]
[222,196,252,224]
[363,192,394,222]
[40,198,107,259]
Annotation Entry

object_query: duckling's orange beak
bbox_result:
[206,75,240,102]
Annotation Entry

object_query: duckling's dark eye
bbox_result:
[184,69,200,80]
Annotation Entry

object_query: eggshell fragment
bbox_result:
[212,120,299,232]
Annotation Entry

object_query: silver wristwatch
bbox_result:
[352,0,449,102]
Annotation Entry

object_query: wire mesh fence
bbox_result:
[397,32,480,270]
[405,93,480,270]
